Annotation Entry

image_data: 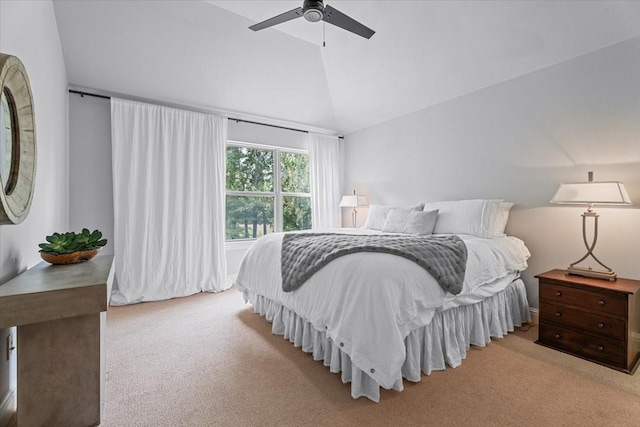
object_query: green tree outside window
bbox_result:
[226,144,311,240]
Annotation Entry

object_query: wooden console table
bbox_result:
[0,256,113,427]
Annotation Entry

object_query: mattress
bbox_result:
[235,229,531,400]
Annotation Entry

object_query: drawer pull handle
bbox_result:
[555,292,562,297]
[554,334,561,339]
[598,322,605,328]
[555,312,562,317]
[598,300,605,306]
[597,345,604,352]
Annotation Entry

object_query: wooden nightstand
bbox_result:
[535,269,640,374]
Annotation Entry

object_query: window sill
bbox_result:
[225,240,256,251]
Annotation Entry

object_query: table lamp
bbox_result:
[339,190,369,228]
[551,171,632,281]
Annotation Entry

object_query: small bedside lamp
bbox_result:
[551,171,632,281]
[339,190,369,228]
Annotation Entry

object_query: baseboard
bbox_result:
[0,388,16,427]
[529,307,539,325]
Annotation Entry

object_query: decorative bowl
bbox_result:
[40,249,99,265]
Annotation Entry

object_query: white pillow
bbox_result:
[491,202,514,237]
[423,199,506,238]
[382,208,439,235]
[363,203,424,230]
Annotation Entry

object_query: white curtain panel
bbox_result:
[110,98,230,305]
[309,133,342,230]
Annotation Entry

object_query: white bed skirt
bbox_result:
[244,279,531,402]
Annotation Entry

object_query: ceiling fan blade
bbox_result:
[322,5,375,39]
[249,7,304,32]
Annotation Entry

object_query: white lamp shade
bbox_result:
[339,195,369,208]
[551,181,632,205]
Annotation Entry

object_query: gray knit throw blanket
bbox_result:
[281,233,467,294]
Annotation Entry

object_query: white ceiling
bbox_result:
[53,1,640,135]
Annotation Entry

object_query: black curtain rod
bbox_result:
[69,89,110,100]
[228,118,307,134]
[69,89,343,138]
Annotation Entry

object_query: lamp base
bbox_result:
[565,265,617,281]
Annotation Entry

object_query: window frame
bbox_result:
[225,139,311,241]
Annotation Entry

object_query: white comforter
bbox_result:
[235,228,530,389]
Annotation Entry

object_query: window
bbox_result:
[225,142,311,240]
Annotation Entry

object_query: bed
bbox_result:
[235,200,531,402]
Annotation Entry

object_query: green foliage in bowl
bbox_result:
[39,228,107,255]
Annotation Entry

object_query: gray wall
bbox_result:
[341,38,640,308]
[0,0,69,420]
[69,94,114,255]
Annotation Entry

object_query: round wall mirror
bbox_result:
[0,53,37,224]
[1,87,19,194]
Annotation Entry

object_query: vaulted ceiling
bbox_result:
[53,1,640,135]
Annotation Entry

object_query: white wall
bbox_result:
[0,0,69,420]
[341,38,640,309]
[228,119,308,151]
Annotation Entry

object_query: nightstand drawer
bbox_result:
[539,322,626,367]
[539,281,627,317]
[539,302,626,341]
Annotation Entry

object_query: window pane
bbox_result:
[226,146,274,192]
[281,152,310,193]
[283,196,312,232]
[226,195,274,240]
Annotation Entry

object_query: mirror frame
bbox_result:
[0,53,37,224]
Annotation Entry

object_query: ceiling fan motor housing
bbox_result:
[303,0,324,22]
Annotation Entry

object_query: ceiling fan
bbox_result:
[249,0,375,40]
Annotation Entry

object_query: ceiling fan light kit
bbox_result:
[249,0,375,40]
[303,0,324,22]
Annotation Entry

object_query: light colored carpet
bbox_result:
[100,287,640,426]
